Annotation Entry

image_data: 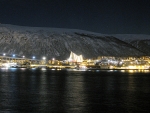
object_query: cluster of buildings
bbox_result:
[0,52,150,70]
[89,56,150,70]
[64,53,150,70]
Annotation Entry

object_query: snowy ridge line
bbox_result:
[0,24,104,36]
[111,34,150,41]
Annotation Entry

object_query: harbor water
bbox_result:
[0,68,150,113]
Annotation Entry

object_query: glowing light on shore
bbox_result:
[43,57,46,60]
[32,56,35,59]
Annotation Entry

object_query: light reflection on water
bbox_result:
[0,68,150,112]
[96,69,150,73]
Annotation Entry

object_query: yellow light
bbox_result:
[128,70,134,73]
[128,66,135,69]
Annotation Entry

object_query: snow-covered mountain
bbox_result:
[112,34,150,56]
[0,24,149,60]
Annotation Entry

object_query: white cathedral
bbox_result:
[68,51,83,62]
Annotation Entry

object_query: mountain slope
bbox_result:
[112,34,150,55]
[0,24,147,60]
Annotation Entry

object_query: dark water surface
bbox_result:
[0,68,150,113]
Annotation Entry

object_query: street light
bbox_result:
[42,57,46,64]
[43,57,46,60]
[13,54,15,57]
[23,56,25,58]
[2,53,6,62]
[32,56,35,59]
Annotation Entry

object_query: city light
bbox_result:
[0,51,149,70]
[32,56,35,59]
[43,57,46,60]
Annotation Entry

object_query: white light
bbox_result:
[43,57,46,60]
[23,56,25,58]
[13,54,15,57]
[32,56,35,59]
[3,53,6,56]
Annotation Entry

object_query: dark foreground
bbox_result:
[0,68,150,113]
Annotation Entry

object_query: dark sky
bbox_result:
[0,0,150,34]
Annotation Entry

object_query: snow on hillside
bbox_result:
[0,24,148,60]
[0,24,105,36]
[111,34,150,55]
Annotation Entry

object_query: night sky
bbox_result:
[0,0,150,34]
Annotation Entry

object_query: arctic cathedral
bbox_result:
[68,51,83,62]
